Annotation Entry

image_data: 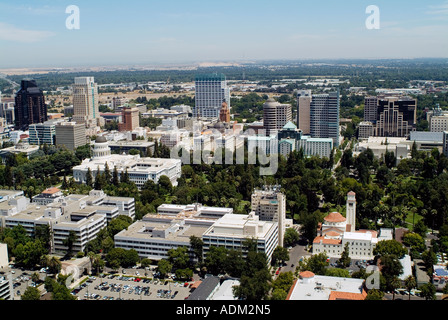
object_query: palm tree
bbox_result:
[390,277,402,300]
[404,275,416,300]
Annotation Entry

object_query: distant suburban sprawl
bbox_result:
[0,58,447,304]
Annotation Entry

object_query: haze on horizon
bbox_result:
[1,0,448,69]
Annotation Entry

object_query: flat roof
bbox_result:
[287,275,365,300]
[115,220,208,243]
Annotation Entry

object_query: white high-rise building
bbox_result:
[251,186,287,247]
[296,90,311,134]
[72,77,100,130]
[194,73,230,119]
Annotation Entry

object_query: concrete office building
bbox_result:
[310,91,340,147]
[72,77,100,134]
[0,243,8,269]
[296,90,311,134]
[118,107,140,132]
[296,136,333,158]
[443,131,448,157]
[114,215,210,261]
[28,119,64,145]
[55,121,87,151]
[251,186,287,247]
[202,213,279,264]
[364,96,379,123]
[277,121,333,158]
[0,275,13,300]
[194,73,230,119]
[430,114,448,132]
[1,189,135,252]
[287,271,367,300]
[357,121,375,139]
[263,98,292,136]
[72,136,182,188]
[114,202,233,260]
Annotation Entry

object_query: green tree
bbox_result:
[298,252,329,275]
[86,167,93,187]
[404,275,416,301]
[204,246,228,275]
[420,282,436,300]
[271,246,289,267]
[157,259,173,278]
[21,286,41,300]
[283,228,300,247]
[270,288,288,300]
[167,246,190,270]
[337,243,351,268]
[373,240,407,259]
[189,235,204,264]
[365,289,384,300]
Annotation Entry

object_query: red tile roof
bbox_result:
[42,187,61,194]
[328,290,367,300]
[313,236,342,245]
[299,271,315,279]
[324,212,346,223]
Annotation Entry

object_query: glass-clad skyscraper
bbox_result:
[310,91,340,147]
[194,73,230,119]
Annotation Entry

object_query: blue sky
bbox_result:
[0,0,447,68]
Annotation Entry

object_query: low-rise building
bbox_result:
[1,188,135,253]
[286,271,367,300]
[72,136,182,188]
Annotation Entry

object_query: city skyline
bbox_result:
[1,0,448,68]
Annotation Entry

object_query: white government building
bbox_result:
[72,136,182,188]
[115,203,279,263]
[0,188,135,253]
[312,191,392,260]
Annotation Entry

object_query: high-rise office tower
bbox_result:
[55,121,87,151]
[375,96,417,137]
[14,80,47,130]
[72,77,99,126]
[194,73,230,119]
[118,106,140,132]
[310,91,340,147]
[263,98,292,136]
[364,96,378,123]
[251,186,286,247]
[296,90,311,134]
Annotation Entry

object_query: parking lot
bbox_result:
[2,267,46,300]
[72,274,193,301]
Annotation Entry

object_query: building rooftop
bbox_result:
[41,187,61,195]
[187,276,220,300]
[287,274,366,300]
[114,219,208,243]
[324,212,346,223]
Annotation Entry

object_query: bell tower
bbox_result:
[346,191,356,232]
[219,99,230,123]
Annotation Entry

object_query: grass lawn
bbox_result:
[404,212,423,230]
